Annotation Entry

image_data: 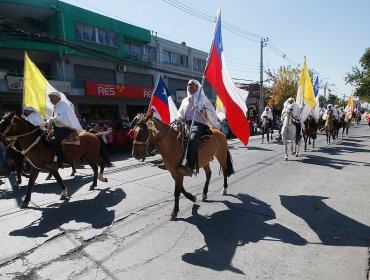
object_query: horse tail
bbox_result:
[225,149,234,177]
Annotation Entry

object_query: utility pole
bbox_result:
[343,93,346,107]
[259,37,268,115]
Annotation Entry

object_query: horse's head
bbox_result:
[0,112,16,138]
[131,111,156,161]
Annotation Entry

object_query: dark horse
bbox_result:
[1,138,29,186]
[260,116,272,144]
[342,112,353,137]
[303,115,317,151]
[0,112,108,208]
[131,112,234,220]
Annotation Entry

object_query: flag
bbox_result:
[148,74,177,124]
[215,96,226,121]
[204,9,250,145]
[311,76,320,120]
[344,93,354,112]
[23,52,72,119]
[296,57,316,122]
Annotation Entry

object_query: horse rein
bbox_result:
[1,116,43,169]
[133,119,171,155]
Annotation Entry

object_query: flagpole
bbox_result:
[180,8,221,167]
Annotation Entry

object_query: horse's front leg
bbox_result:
[284,141,288,160]
[304,135,307,152]
[261,133,264,144]
[202,165,212,202]
[21,167,40,208]
[90,163,99,190]
[51,170,69,200]
[70,162,76,176]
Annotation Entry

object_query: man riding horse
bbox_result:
[45,91,83,170]
[281,97,302,141]
[176,79,218,176]
[261,106,274,133]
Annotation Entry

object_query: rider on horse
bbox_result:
[261,106,274,133]
[22,106,44,127]
[45,91,83,170]
[281,97,302,141]
[177,79,218,176]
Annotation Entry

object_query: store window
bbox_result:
[124,41,144,57]
[161,49,188,67]
[74,22,119,48]
[193,58,206,71]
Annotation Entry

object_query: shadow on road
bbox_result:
[179,193,306,274]
[0,175,95,205]
[280,195,370,247]
[300,154,368,170]
[9,188,125,237]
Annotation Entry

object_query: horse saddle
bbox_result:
[62,130,80,146]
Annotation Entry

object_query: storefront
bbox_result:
[82,81,153,121]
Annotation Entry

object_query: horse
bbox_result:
[281,105,301,160]
[260,116,273,144]
[0,139,29,186]
[303,115,317,151]
[324,109,335,145]
[131,112,234,221]
[0,112,108,208]
[342,112,353,137]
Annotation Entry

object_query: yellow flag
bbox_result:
[23,52,72,119]
[215,96,226,121]
[296,57,316,122]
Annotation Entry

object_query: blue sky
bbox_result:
[62,0,370,99]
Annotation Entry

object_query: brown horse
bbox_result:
[261,117,272,144]
[303,115,317,151]
[131,112,234,220]
[0,112,107,208]
[324,109,335,145]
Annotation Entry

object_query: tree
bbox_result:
[264,66,300,111]
[345,48,370,102]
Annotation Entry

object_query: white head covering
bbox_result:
[327,104,333,109]
[48,91,61,98]
[187,79,201,97]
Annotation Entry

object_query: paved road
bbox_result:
[0,122,369,280]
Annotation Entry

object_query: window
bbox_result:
[193,58,206,71]
[74,22,119,48]
[145,46,157,61]
[124,41,144,57]
[161,49,188,67]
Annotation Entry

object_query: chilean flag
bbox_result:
[205,9,250,145]
[149,74,177,124]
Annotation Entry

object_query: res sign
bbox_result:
[86,81,153,99]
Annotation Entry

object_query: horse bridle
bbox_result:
[1,115,43,169]
[133,119,171,155]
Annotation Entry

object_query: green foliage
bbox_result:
[264,66,301,110]
[345,48,370,102]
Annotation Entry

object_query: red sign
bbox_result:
[85,81,153,99]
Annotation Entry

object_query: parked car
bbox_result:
[95,119,132,151]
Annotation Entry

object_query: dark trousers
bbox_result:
[50,127,72,163]
[98,137,111,165]
[186,121,208,169]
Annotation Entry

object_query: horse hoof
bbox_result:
[285,157,288,161]
[295,154,298,157]
[202,194,207,202]
[98,174,108,183]
[89,185,96,191]
[192,196,197,203]
[170,212,177,221]
[20,202,29,209]
[222,188,227,195]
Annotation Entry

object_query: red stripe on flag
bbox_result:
[150,96,170,124]
[205,45,250,145]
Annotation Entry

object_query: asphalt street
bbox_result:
[0,122,369,280]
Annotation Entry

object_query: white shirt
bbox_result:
[281,102,301,120]
[261,109,273,120]
[51,100,83,132]
[23,111,44,127]
[177,83,218,127]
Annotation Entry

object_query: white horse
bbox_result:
[281,105,302,160]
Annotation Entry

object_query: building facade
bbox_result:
[0,0,214,122]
